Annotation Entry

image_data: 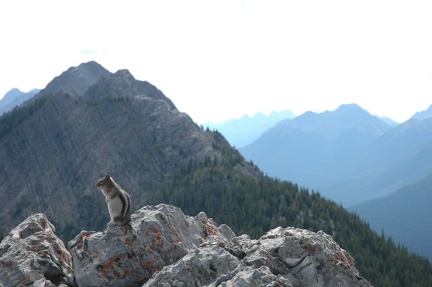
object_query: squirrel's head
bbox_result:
[96,174,112,189]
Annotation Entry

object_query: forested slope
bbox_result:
[150,130,432,287]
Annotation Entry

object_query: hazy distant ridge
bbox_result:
[0,88,40,115]
[240,103,394,205]
[204,110,295,147]
[351,172,432,260]
[411,104,432,120]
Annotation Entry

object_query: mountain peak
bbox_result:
[2,88,23,104]
[40,61,112,97]
[338,103,362,110]
[83,68,176,108]
[113,69,135,79]
[331,103,369,117]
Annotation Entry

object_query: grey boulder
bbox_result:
[0,213,74,286]
[0,205,372,287]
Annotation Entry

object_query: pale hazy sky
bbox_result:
[1,0,432,123]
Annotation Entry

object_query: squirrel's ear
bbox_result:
[105,174,110,180]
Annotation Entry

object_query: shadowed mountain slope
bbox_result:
[351,172,432,260]
[0,62,258,239]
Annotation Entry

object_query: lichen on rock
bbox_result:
[0,213,74,287]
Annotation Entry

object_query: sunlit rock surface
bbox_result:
[1,205,372,287]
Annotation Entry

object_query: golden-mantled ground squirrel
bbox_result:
[96,174,132,228]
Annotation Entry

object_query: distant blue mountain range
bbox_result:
[240,104,396,205]
[0,88,40,115]
[235,103,432,260]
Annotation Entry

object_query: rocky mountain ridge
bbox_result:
[0,62,259,239]
[0,204,372,287]
[37,61,111,97]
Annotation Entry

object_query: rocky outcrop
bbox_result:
[0,213,74,286]
[0,204,372,287]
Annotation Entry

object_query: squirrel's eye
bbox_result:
[99,180,104,185]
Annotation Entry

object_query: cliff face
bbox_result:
[0,205,372,287]
[0,62,258,238]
